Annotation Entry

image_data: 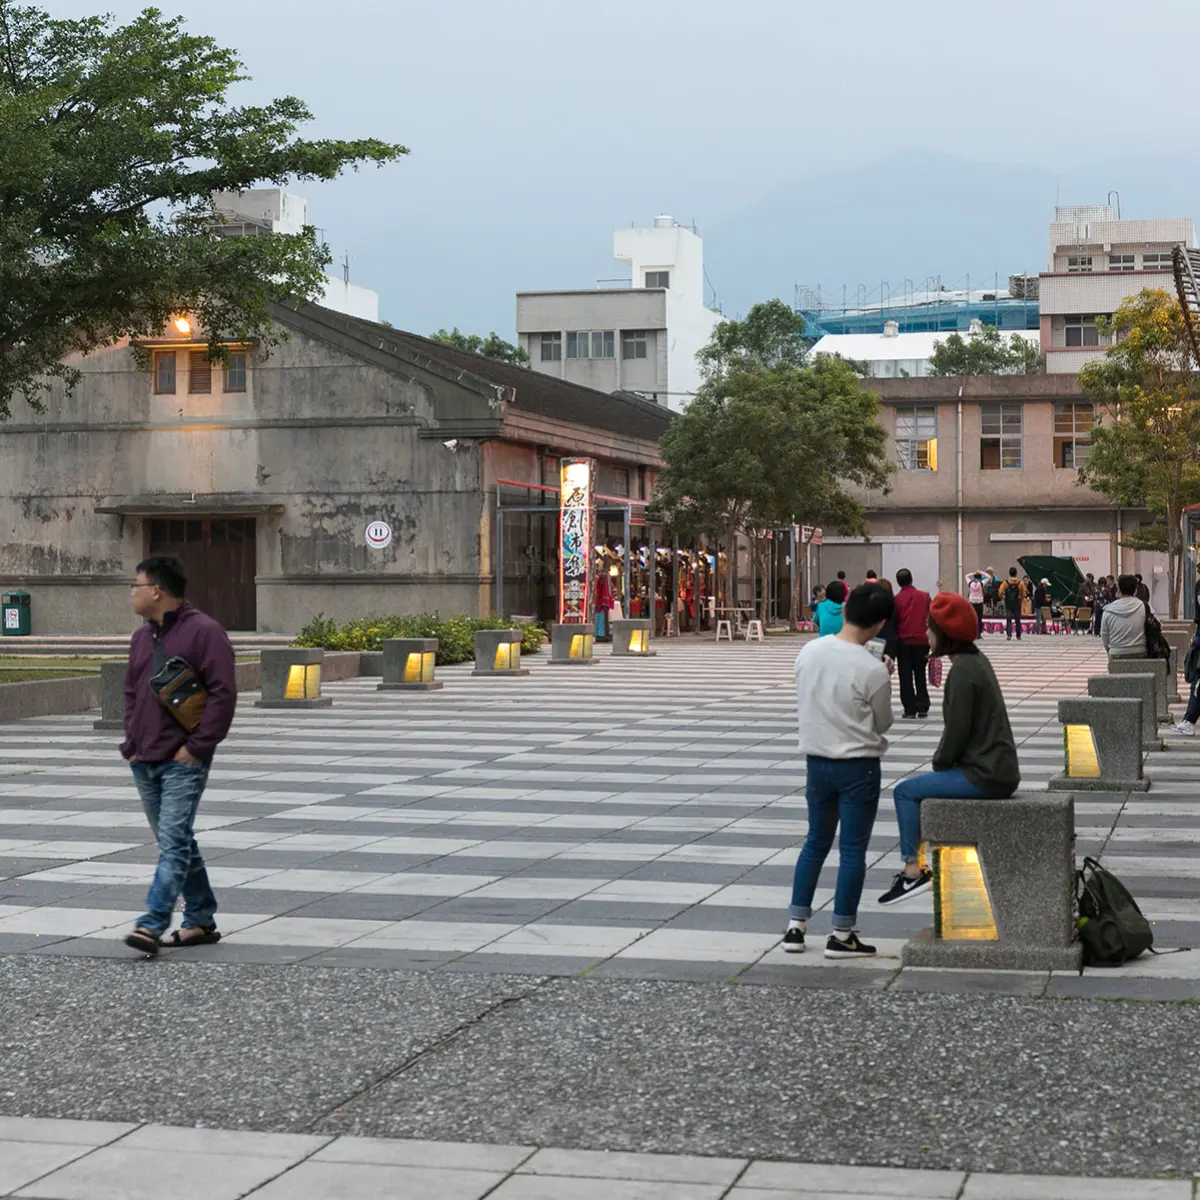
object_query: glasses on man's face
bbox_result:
[129,583,156,594]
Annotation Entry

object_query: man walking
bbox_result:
[894,568,931,719]
[783,583,895,959]
[121,556,237,956]
[999,567,1026,640]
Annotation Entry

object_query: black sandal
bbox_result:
[164,924,221,948]
[124,927,161,957]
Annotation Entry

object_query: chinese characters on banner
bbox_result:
[559,458,596,624]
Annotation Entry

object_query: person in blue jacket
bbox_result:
[814,580,847,636]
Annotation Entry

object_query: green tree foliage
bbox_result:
[928,325,1041,376]
[0,2,407,417]
[696,298,808,376]
[1077,288,1200,616]
[429,328,529,366]
[656,336,893,621]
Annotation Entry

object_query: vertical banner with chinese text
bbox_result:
[559,458,596,624]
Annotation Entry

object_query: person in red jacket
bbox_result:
[121,555,237,957]
[892,568,932,719]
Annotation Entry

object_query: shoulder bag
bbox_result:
[148,634,208,733]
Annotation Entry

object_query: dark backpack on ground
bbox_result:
[1075,857,1154,968]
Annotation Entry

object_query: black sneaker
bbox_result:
[824,931,876,959]
[877,868,933,906]
[781,925,806,953]
[901,712,918,720]
[917,710,929,719]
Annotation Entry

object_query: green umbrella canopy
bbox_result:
[1017,555,1086,607]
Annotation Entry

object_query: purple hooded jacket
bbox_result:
[120,601,238,762]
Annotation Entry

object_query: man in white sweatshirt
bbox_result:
[783,582,895,960]
[1101,574,1147,660]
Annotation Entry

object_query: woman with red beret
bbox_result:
[876,591,1020,907]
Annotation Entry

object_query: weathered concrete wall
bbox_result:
[0,326,489,633]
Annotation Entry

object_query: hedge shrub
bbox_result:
[292,613,546,665]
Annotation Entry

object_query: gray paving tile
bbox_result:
[0,1141,97,1194]
[14,1144,300,1200]
[313,1134,533,1170]
[889,970,1049,997]
[960,1172,1191,1198]
[739,1161,964,1195]
[246,1160,505,1199]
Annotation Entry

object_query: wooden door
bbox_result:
[148,518,257,631]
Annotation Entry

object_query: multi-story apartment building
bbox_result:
[211,188,381,321]
[515,216,722,411]
[1039,205,1194,374]
[815,375,1168,612]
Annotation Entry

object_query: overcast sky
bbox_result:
[49,0,1200,332]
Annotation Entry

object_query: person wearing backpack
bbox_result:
[1173,630,1200,737]
[998,567,1026,641]
[814,580,846,637]
[964,572,985,637]
[877,591,1020,906]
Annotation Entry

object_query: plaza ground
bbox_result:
[0,635,1198,1195]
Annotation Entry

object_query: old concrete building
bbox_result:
[0,304,670,635]
[815,375,1166,609]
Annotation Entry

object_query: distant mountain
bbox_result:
[703,149,1200,317]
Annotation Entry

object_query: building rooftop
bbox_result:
[812,328,1039,364]
[275,302,674,443]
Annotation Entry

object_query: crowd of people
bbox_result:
[788,556,1184,956]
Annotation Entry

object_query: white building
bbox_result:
[210,188,380,322]
[1039,204,1194,374]
[811,320,1040,378]
[516,216,722,411]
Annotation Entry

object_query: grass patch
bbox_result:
[0,668,96,683]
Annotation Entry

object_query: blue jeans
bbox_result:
[893,767,1016,863]
[790,756,881,932]
[131,760,217,935]
[1185,674,1200,725]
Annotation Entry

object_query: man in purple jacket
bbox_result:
[121,556,237,956]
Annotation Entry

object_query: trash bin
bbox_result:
[1,591,31,637]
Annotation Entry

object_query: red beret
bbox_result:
[930,591,978,644]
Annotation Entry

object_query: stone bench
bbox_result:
[1088,673,1162,752]
[901,792,1081,972]
[256,647,332,709]
[378,638,442,692]
[549,623,596,666]
[1048,696,1149,792]
[1108,656,1169,723]
[612,619,655,657]
[472,629,529,677]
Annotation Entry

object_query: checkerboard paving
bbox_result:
[0,635,1197,988]
[0,1116,1191,1199]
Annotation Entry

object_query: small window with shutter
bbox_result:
[188,351,212,394]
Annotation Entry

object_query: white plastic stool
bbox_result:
[715,619,733,642]
[744,619,765,642]
[664,613,676,636]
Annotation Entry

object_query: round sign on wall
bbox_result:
[365,520,393,550]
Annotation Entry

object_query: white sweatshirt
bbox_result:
[795,635,894,759]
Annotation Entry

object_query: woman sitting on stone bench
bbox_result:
[877,591,1021,907]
